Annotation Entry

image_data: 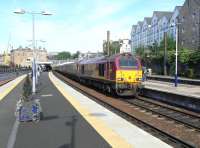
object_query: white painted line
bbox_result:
[6,120,19,148]
[41,94,53,97]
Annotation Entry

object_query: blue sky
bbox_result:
[0,0,185,53]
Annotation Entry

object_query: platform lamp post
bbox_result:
[175,19,181,87]
[170,18,181,87]
[175,23,178,87]
[14,9,52,94]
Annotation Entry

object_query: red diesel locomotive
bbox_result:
[54,52,143,96]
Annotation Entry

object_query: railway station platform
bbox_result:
[143,80,200,99]
[0,72,172,148]
[142,79,200,112]
[147,75,200,85]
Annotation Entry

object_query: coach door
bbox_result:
[106,62,110,79]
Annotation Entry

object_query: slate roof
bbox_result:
[153,11,173,20]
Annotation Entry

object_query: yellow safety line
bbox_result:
[49,72,132,148]
[0,75,26,101]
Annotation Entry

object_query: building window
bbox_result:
[192,39,195,44]
[192,12,196,19]
[182,16,185,22]
[192,26,196,31]
[182,28,185,33]
[181,41,184,45]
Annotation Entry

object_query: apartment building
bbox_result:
[131,0,200,52]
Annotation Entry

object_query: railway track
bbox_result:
[53,71,200,148]
[0,78,14,86]
[125,97,200,132]
[0,71,30,87]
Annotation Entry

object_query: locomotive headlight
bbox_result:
[117,78,124,81]
[136,78,142,81]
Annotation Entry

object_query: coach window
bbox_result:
[99,64,104,76]
[81,65,84,74]
[76,64,78,71]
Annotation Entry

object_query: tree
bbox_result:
[179,48,191,64]
[157,37,176,65]
[103,40,120,55]
[72,51,80,59]
[159,37,176,54]
[135,47,145,58]
[55,51,71,60]
[110,41,120,55]
[151,42,159,56]
[134,35,200,77]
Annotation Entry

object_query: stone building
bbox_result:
[178,0,200,50]
[10,48,47,67]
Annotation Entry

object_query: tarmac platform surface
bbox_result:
[0,72,172,148]
[0,73,110,148]
[17,73,110,148]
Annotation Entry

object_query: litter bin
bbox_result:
[147,69,152,76]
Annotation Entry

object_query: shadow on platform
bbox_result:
[89,112,107,117]
[59,115,78,148]
[58,144,71,148]
[42,115,59,121]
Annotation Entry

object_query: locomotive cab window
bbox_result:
[119,55,137,69]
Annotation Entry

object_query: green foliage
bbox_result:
[134,36,200,78]
[151,42,159,56]
[186,68,194,78]
[159,37,176,53]
[167,49,175,65]
[55,51,71,60]
[103,41,120,55]
[23,75,32,101]
[110,41,120,55]
[179,48,191,64]
[189,50,200,65]
[135,47,145,57]
[135,37,176,64]
[55,51,81,60]
[72,51,80,59]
